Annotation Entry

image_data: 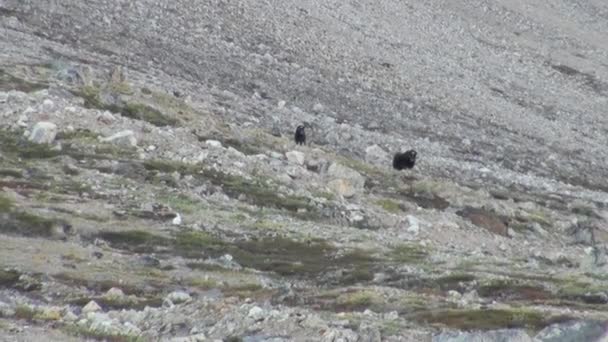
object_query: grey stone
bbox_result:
[286,150,306,165]
[534,320,608,342]
[28,121,58,144]
[166,291,191,304]
[82,300,102,314]
[365,144,388,165]
[99,130,137,147]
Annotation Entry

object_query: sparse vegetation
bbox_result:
[375,198,402,213]
[389,243,429,263]
[414,308,571,331]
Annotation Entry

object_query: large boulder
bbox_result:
[99,130,137,147]
[365,144,388,165]
[28,121,58,144]
[534,320,608,342]
[286,150,305,165]
[326,163,365,198]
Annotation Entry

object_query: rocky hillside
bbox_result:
[1,0,608,341]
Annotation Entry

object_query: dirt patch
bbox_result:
[457,207,509,236]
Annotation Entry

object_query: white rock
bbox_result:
[42,99,54,110]
[172,214,182,225]
[406,215,420,234]
[313,103,324,113]
[99,130,137,147]
[286,151,306,165]
[82,300,102,314]
[269,151,283,159]
[278,100,286,109]
[167,291,191,304]
[205,140,222,148]
[227,146,245,158]
[384,311,399,320]
[29,121,58,144]
[63,310,78,322]
[104,287,125,299]
[248,306,265,321]
[96,111,116,124]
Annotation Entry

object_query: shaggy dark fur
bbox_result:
[393,150,417,170]
[295,125,306,145]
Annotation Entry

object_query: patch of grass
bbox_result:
[0,129,60,159]
[122,102,177,127]
[572,204,600,218]
[187,278,219,289]
[521,209,553,227]
[159,193,201,214]
[435,273,476,291]
[14,305,36,320]
[222,283,266,298]
[557,279,608,304]
[375,198,402,213]
[0,269,20,287]
[173,230,225,258]
[336,290,383,311]
[63,324,144,342]
[0,210,65,237]
[414,308,571,331]
[0,69,48,92]
[389,243,429,263]
[477,279,550,301]
[76,86,177,127]
[56,128,99,141]
[253,219,285,230]
[0,169,23,178]
[0,194,13,212]
[231,237,334,276]
[97,230,170,254]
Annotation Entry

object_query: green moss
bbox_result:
[0,70,48,92]
[389,243,428,263]
[375,198,402,213]
[0,129,60,159]
[414,308,571,331]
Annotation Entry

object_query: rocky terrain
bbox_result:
[1,0,608,341]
